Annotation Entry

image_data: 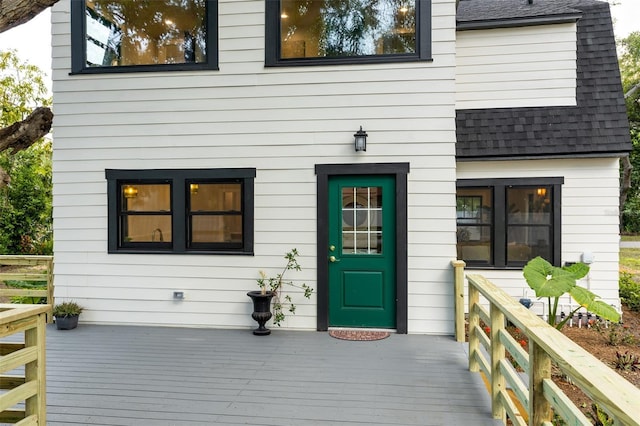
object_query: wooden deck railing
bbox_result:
[0,256,54,323]
[452,260,640,425]
[0,304,50,425]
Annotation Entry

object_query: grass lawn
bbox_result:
[620,247,640,275]
[621,234,640,242]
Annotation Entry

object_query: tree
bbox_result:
[619,32,640,232]
[0,50,52,254]
[0,0,59,187]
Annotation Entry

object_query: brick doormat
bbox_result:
[328,330,390,341]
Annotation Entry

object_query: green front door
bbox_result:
[328,175,396,328]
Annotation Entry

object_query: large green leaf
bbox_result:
[568,286,621,323]
[568,285,597,307]
[523,257,576,298]
[562,262,590,280]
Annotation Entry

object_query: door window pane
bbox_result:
[85,0,207,67]
[280,0,416,59]
[342,186,382,254]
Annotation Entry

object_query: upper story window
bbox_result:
[456,178,563,269]
[265,0,432,66]
[106,168,255,254]
[72,0,218,73]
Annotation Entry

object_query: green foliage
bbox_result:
[619,32,640,232]
[612,351,640,371]
[5,279,47,304]
[602,322,636,346]
[52,301,84,318]
[0,50,51,126]
[619,272,640,311]
[256,248,313,326]
[588,403,614,426]
[523,257,620,329]
[0,50,52,255]
[0,139,52,254]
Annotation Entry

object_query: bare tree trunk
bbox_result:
[0,0,60,33]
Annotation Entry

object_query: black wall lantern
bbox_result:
[354,126,367,152]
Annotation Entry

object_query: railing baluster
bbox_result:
[530,340,552,425]
[452,260,466,342]
[454,266,640,426]
[490,303,506,423]
[468,283,480,373]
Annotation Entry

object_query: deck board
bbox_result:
[41,325,500,425]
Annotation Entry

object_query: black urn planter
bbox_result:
[55,315,79,330]
[247,291,274,335]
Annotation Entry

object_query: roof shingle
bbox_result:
[456,0,632,160]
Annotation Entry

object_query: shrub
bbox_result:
[612,351,640,371]
[6,279,47,304]
[619,272,640,312]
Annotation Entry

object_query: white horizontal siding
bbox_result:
[456,23,577,109]
[457,158,622,317]
[51,0,460,333]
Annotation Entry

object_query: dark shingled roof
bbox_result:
[455,0,632,161]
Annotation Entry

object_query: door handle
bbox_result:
[329,255,340,263]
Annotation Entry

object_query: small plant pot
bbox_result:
[55,315,79,330]
[247,291,274,335]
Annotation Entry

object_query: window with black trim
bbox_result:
[71,0,218,73]
[456,178,563,268]
[106,169,255,254]
[265,0,432,66]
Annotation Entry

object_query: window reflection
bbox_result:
[280,0,416,59]
[456,188,492,263]
[85,0,207,67]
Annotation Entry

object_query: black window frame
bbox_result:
[456,177,563,269]
[265,0,432,67]
[71,0,219,74]
[106,168,255,255]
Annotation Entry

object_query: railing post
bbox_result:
[490,304,506,423]
[22,308,48,424]
[452,260,466,342]
[530,340,552,425]
[46,257,54,323]
[468,281,480,373]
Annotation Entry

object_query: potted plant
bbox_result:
[52,301,84,330]
[247,248,313,335]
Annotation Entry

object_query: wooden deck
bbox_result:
[43,324,500,425]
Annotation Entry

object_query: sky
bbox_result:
[0,1,638,95]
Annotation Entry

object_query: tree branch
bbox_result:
[0,0,60,33]
[0,106,53,153]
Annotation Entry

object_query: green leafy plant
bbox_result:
[523,257,620,329]
[612,351,640,371]
[619,272,640,312]
[257,248,313,326]
[602,323,636,346]
[52,301,84,318]
[6,279,47,304]
[588,403,614,426]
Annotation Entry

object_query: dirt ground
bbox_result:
[554,304,640,416]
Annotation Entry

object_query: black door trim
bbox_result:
[315,163,409,334]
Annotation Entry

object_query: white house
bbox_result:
[50,0,630,334]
